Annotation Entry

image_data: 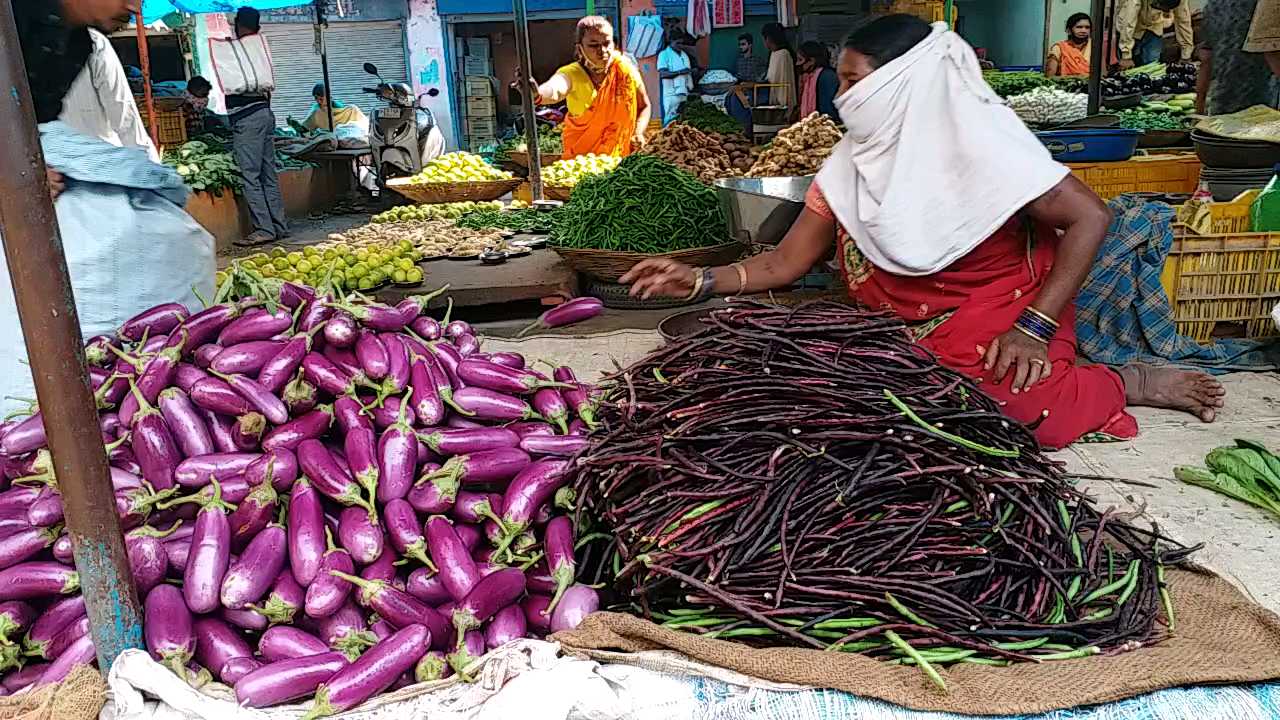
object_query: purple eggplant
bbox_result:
[173,452,258,488]
[519,434,588,457]
[279,281,317,309]
[259,329,320,394]
[2,663,46,693]
[355,331,390,381]
[210,340,286,375]
[259,626,329,663]
[284,372,319,415]
[229,479,278,551]
[489,352,526,369]
[84,334,117,367]
[406,567,451,606]
[157,388,215,458]
[120,303,189,342]
[415,650,450,682]
[298,440,374,513]
[543,516,576,613]
[222,523,287,609]
[327,571,450,645]
[453,491,503,526]
[305,529,355,618]
[380,334,413,396]
[336,507,383,565]
[424,517,480,601]
[34,631,94,687]
[452,387,541,423]
[203,410,239,453]
[454,523,481,555]
[426,448,531,492]
[361,550,397,584]
[456,359,569,397]
[494,460,569,552]
[127,534,169,596]
[418,427,518,456]
[532,388,571,434]
[164,538,191,573]
[323,311,359,348]
[232,412,267,450]
[253,570,305,625]
[193,343,222,369]
[192,617,252,682]
[222,606,269,632]
[244,448,299,492]
[334,396,373,436]
[518,297,603,338]
[0,487,44,514]
[37,614,90,662]
[288,478,327,586]
[124,383,183,492]
[144,584,195,676]
[377,395,418,504]
[409,358,446,427]
[189,376,253,416]
[340,298,420,333]
[410,315,441,341]
[173,363,207,393]
[221,656,262,684]
[429,342,462,387]
[262,405,333,452]
[218,306,292,346]
[209,370,288,425]
[365,395,416,430]
[550,585,600,632]
[485,605,527,650]
[446,630,486,678]
[383,499,432,568]
[562,383,597,429]
[297,296,332,333]
[445,319,471,340]
[314,599,376,658]
[235,651,349,708]
[344,426,380,502]
[522,595,554,634]
[307,624,429,718]
[303,353,358,397]
[0,562,78,600]
[0,414,45,456]
[454,333,479,356]
[26,489,63,528]
[174,480,234,614]
[0,601,35,644]
[508,421,554,439]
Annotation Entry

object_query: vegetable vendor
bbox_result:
[1045,13,1092,77]
[621,15,1226,450]
[657,29,697,126]
[797,41,839,121]
[529,16,652,159]
[305,84,370,133]
[1115,0,1193,69]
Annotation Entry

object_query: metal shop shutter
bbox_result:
[261,21,409,127]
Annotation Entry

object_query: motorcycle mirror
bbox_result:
[363,62,379,76]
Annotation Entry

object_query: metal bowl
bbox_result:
[658,307,716,342]
[714,176,813,246]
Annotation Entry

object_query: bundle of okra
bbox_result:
[569,301,1196,688]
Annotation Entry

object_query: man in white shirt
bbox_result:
[60,27,159,162]
[657,30,696,126]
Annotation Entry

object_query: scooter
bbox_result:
[362,62,445,190]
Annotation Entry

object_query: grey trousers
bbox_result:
[231,106,288,238]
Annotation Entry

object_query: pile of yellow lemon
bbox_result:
[226,242,425,293]
[410,152,514,184]
[372,200,504,223]
[543,153,621,188]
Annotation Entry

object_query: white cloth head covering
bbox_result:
[814,23,1069,277]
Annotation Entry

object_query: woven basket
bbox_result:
[550,242,745,282]
[386,178,521,204]
[543,184,573,202]
[508,151,563,168]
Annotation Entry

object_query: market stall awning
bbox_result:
[142,0,311,23]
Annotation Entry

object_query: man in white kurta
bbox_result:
[59,28,160,162]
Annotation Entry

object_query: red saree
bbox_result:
[807,182,1135,449]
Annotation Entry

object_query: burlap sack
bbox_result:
[555,566,1280,716]
[0,666,106,720]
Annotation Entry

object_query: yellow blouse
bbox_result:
[556,57,644,117]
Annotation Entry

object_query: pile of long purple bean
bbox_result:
[0,285,603,714]
[569,301,1194,689]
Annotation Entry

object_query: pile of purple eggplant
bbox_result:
[0,286,604,715]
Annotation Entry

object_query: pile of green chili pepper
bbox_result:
[550,154,728,253]
[456,207,557,234]
[568,301,1195,690]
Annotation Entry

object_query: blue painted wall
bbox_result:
[955,0,1045,68]
[437,0,592,15]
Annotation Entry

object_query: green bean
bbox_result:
[885,630,947,692]
[1158,564,1176,632]
[885,592,935,628]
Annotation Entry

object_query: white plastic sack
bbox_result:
[334,119,370,149]
[1273,301,1279,332]
[0,123,214,417]
[626,15,664,59]
[209,35,275,97]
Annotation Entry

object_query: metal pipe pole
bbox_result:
[316,0,335,133]
[135,12,159,148]
[1087,0,1106,115]
[513,0,543,200]
[0,2,144,670]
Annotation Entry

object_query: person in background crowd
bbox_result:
[657,30,696,125]
[60,25,158,162]
[1045,13,1093,76]
[182,75,219,136]
[1197,0,1278,115]
[1115,0,1193,69]
[227,7,288,246]
[622,14,1225,449]
[736,32,762,82]
[304,83,369,132]
[761,22,796,111]
[530,16,652,158]
[796,41,838,121]
[1245,0,1280,77]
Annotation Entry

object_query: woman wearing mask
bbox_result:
[797,41,838,121]
[530,16,652,158]
[622,15,1225,449]
[1045,13,1093,76]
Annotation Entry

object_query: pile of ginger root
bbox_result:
[747,113,843,177]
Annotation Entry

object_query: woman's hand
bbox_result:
[46,167,65,201]
[978,329,1051,394]
[631,130,647,149]
[620,259,695,299]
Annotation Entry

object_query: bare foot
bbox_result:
[1117,364,1226,422]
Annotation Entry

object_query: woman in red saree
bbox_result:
[622,15,1224,449]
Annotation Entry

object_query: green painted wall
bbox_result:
[956,0,1045,68]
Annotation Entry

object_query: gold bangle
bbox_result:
[1023,306,1060,328]
[685,266,705,301]
[731,262,748,296]
[1013,324,1051,345]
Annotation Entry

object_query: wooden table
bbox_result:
[374,248,577,309]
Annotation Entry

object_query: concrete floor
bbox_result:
[485,331,1280,616]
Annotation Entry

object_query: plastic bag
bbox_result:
[626,15,664,59]
[209,35,275,96]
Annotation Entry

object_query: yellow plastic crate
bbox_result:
[1158,230,1280,342]
[884,0,956,24]
[1176,191,1259,235]
[1067,154,1201,200]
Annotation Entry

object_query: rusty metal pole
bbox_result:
[513,0,543,200]
[136,11,159,148]
[0,3,145,669]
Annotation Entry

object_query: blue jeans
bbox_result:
[1134,31,1164,65]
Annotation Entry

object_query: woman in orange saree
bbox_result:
[621,15,1225,449]
[532,16,652,159]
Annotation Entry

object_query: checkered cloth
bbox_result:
[1074,195,1280,374]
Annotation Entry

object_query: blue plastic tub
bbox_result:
[1035,128,1141,163]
